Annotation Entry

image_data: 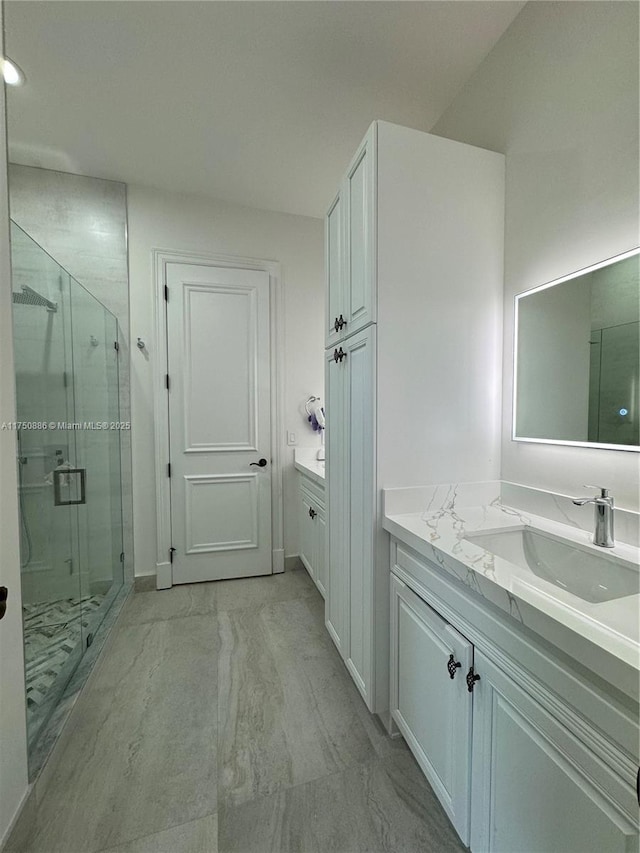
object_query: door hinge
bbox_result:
[120,551,125,563]
[169,546,176,564]
[165,374,170,391]
[167,462,171,478]
[164,284,169,302]
[114,340,120,352]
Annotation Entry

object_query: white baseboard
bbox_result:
[155,561,172,589]
[273,548,285,574]
[284,554,303,572]
[133,573,157,592]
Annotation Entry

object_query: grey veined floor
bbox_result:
[8,568,464,853]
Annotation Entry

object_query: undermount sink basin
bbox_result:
[465,528,640,604]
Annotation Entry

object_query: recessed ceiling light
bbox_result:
[2,57,26,87]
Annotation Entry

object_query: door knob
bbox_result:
[250,458,268,467]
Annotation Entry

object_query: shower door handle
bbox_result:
[54,468,86,506]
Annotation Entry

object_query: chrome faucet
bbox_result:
[571,485,615,548]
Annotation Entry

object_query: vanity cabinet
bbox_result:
[471,651,638,853]
[324,126,376,349]
[297,473,326,598]
[390,575,473,843]
[324,120,505,717]
[389,538,640,853]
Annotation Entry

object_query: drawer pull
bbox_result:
[309,507,317,519]
[466,666,481,693]
[447,654,462,679]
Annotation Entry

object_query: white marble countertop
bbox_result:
[294,452,325,486]
[383,500,640,675]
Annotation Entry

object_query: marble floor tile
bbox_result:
[23,594,104,719]
[215,568,316,613]
[9,568,464,853]
[20,616,218,852]
[218,750,465,853]
[217,595,378,808]
[259,592,407,762]
[119,582,217,625]
[97,813,218,853]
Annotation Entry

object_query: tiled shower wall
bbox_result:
[9,164,134,584]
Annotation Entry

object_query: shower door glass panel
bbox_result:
[11,223,125,760]
[11,224,84,750]
[69,278,124,645]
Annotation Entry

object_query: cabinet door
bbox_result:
[471,650,639,853]
[298,485,316,581]
[390,575,473,845]
[325,191,345,348]
[344,325,376,707]
[315,504,327,598]
[344,124,376,337]
[325,345,348,656]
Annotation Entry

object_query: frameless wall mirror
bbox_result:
[514,248,640,451]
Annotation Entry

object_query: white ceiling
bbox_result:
[5,1,525,219]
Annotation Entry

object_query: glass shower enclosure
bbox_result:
[11,222,125,757]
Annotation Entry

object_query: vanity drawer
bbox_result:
[298,473,325,508]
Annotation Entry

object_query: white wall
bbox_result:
[127,185,324,576]
[0,4,30,843]
[433,0,640,510]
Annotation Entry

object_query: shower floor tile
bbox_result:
[23,594,105,717]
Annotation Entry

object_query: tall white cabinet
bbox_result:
[324,121,505,719]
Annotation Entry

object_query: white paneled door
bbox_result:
[166,263,272,583]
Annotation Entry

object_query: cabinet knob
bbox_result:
[334,317,340,333]
[447,654,462,679]
[333,348,340,363]
[466,667,481,693]
[338,314,346,330]
[337,347,346,362]
[309,507,317,519]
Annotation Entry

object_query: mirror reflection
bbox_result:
[514,249,640,449]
